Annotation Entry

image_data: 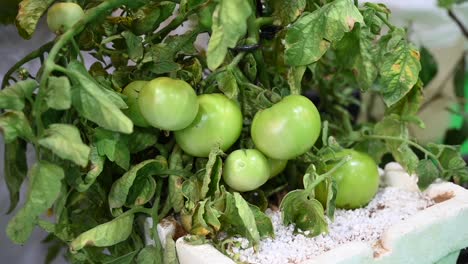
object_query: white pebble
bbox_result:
[226,187,433,264]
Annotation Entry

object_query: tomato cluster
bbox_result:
[121,77,324,192]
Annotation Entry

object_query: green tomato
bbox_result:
[223,149,270,192]
[316,149,380,209]
[122,81,150,127]
[175,94,242,157]
[47,3,84,34]
[251,95,321,160]
[268,158,287,179]
[138,77,199,131]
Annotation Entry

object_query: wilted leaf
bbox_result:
[416,159,440,189]
[216,70,239,100]
[271,0,306,25]
[0,79,37,110]
[0,111,35,143]
[46,76,71,110]
[38,124,90,167]
[285,0,364,66]
[94,128,130,170]
[77,145,105,192]
[379,29,421,107]
[280,190,328,236]
[7,161,64,244]
[16,0,55,39]
[169,145,185,213]
[4,139,28,213]
[207,0,252,70]
[70,214,134,252]
[108,157,167,210]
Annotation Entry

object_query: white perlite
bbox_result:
[227,187,434,264]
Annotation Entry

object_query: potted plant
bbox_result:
[1,0,467,263]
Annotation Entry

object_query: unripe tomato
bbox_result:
[122,81,150,127]
[316,149,380,209]
[268,158,287,179]
[174,94,242,157]
[251,95,321,160]
[223,149,270,192]
[47,3,84,34]
[138,77,199,131]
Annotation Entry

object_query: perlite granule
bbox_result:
[227,187,433,264]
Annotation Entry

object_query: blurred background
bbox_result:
[0,0,467,263]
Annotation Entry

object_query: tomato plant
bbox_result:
[175,93,242,157]
[121,80,150,127]
[138,77,199,131]
[46,3,84,34]
[316,149,380,209]
[251,95,321,160]
[223,149,270,192]
[1,0,467,263]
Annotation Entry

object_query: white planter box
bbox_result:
[171,182,468,264]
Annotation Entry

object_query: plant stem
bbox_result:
[375,12,396,31]
[1,41,54,88]
[35,0,130,138]
[307,156,351,190]
[247,4,270,88]
[363,134,444,171]
[448,9,468,39]
[255,17,274,27]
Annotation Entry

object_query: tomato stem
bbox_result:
[375,12,396,31]
[363,134,444,172]
[307,156,351,191]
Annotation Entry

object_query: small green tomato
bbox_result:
[223,149,270,192]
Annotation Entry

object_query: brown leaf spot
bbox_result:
[432,191,454,203]
[410,50,421,60]
[352,68,359,77]
[391,63,401,72]
[346,16,356,30]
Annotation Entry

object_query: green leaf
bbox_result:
[128,128,158,153]
[7,161,64,244]
[353,138,388,164]
[94,128,130,170]
[216,70,239,100]
[70,214,134,252]
[336,25,377,91]
[68,61,133,134]
[131,2,176,35]
[284,0,364,66]
[0,79,37,110]
[4,139,28,213]
[427,144,468,182]
[126,176,156,206]
[418,46,438,86]
[104,250,139,264]
[122,31,143,62]
[375,116,419,173]
[0,0,20,25]
[16,0,55,39]
[46,76,71,110]
[169,145,185,213]
[136,246,163,264]
[163,234,179,264]
[438,0,468,8]
[77,145,105,192]
[206,0,252,70]
[249,205,274,239]
[416,159,440,189]
[379,29,421,107]
[387,83,423,120]
[280,190,328,236]
[270,0,306,25]
[0,111,35,143]
[38,124,91,167]
[222,192,260,245]
[108,157,167,210]
[203,202,222,232]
